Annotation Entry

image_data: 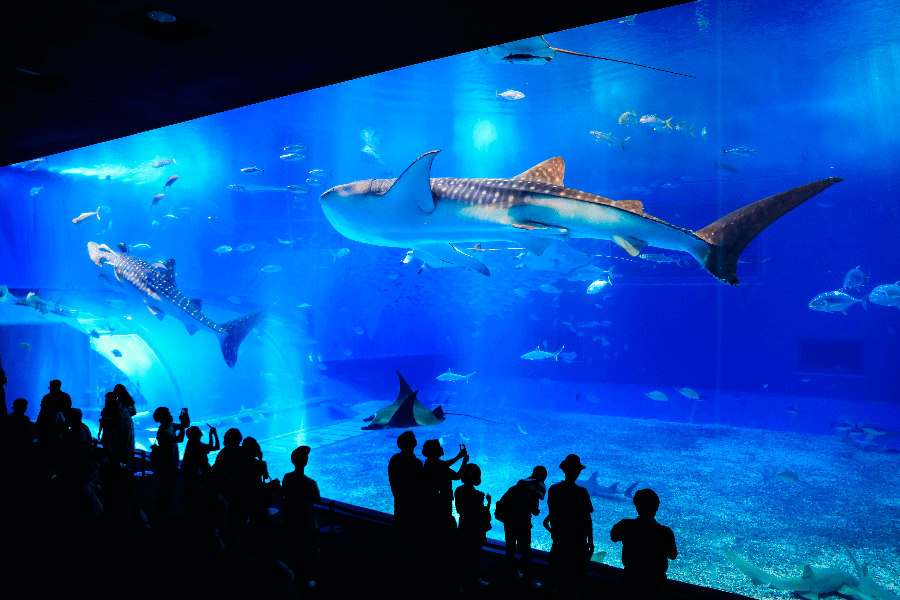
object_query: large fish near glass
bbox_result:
[87,242,267,368]
[318,151,843,286]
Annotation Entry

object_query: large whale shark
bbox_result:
[87,242,267,368]
[319,151,843,285]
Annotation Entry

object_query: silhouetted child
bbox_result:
[543,454,594,598]
[455,463,492,589]
[282,445,321,591]
[503,465,547,589]
[388,430,424,566]
[610,488,678,597]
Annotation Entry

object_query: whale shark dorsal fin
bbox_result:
[513,157,565,186]
[613,199,644,214]
[802,565,815,579]
[386,150,440,213]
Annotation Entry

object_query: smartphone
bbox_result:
[459,443,466,451]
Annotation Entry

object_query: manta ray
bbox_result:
[477,35,694,77]
[87,242,267,368]
[318,152,842,286]
[362,371,499,430]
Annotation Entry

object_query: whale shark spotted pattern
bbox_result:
[87,242,267,368]
[319,152,843,286]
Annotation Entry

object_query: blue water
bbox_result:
[1,2,899,597]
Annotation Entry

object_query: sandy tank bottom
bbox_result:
[260,407,900,599]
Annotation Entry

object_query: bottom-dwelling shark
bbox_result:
[87,242,267,368]
[583,473,639,499]
[721,547,859,600]
[318,151,843,286]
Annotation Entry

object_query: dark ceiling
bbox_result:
[1,1,681,167]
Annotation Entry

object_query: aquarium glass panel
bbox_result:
[2,2,899,597]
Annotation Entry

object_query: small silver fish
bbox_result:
[589,131,629,151]
[722,146,757,157]
[496,89,525,101]
[280,153,306,162]
[808,290,866,314]
[261,265,282,273]
[151,158,177,168]
[214,245,232,254]
[228,184,245,191]
[241,166,264,173]
[237,243,255,252]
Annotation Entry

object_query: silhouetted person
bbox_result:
[422,438,467,523]
[238,436,273,541]
[153,406,189,523]
[543,454,594,597]
[0,354,6,414]
[98,392,119,462]
[5,398,34,465]
[456,463,492,589]
[182,425,219,508]
[503,465,547,589]
[214,427,244,541]
[282,445,321,592]
[36,379,69,441]
[422,439,467,590]
[388,430,424,567]
[611,488,678,597]
[113,384,137,466]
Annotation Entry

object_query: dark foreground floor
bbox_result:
[3,455,751,600]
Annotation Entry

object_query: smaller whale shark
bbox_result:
[583,472,639,499]
[87,242,267,368]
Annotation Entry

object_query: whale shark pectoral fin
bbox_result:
[417,244,490,275]
[147,306,165,321]
[613,235,647,257]
[386,150,440,213]
[183,322,199,336]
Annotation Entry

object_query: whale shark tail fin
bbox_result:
[219,307,268,368]
[691,177,843,286]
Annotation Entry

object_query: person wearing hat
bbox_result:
[283,445,321,591]
[610,488,678,597]
[542,454,594,597]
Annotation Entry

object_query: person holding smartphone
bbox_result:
[421,439,469,589]
[153,406,189,524]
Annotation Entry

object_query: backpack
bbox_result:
[494,480,525,524]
